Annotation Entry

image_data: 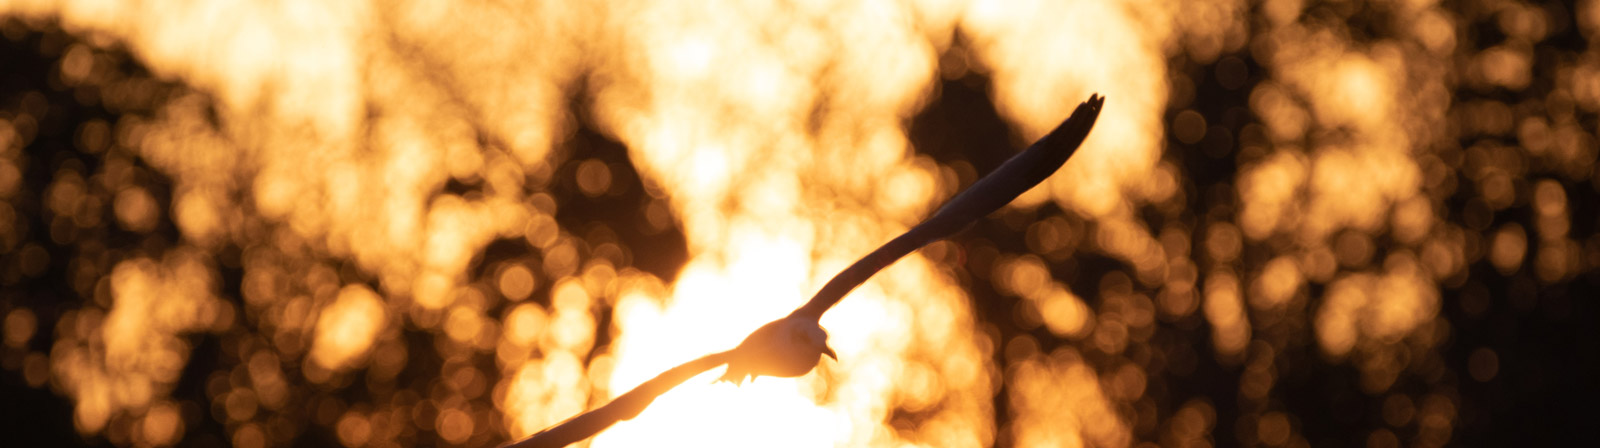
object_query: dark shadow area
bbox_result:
[1,18,184,448]
[4,2,1600,446]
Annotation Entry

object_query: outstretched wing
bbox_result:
[506,94,1103,448]
[500,350,734,448]
[789,94,1104,321]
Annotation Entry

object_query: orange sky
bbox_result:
[2,0,1597,447]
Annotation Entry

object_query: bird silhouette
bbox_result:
[503,93,1103,448]
[717,315,837,384]
[719,93,1103,385]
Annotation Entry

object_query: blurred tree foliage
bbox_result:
[3,1,1599,447]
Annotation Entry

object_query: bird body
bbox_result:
[717,315,837,384]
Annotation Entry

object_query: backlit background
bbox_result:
[1,0,1596,447]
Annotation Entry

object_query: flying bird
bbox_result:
[503,93,1104,448]
[717,313,836,384]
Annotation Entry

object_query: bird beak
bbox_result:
[822,345,837,360]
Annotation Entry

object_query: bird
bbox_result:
[502,93,1103,448]
[717,314,837,384]
[716,93,1104,384]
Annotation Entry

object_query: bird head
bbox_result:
[718,315,836,385]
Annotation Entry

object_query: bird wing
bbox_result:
[789,94,1104,321]
[505,94,1104,448]
[500,350,734,448]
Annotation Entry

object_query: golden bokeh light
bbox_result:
[1,0,1597,447]
[310,285,387,371]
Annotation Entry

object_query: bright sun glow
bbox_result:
[3,0,1591,446]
